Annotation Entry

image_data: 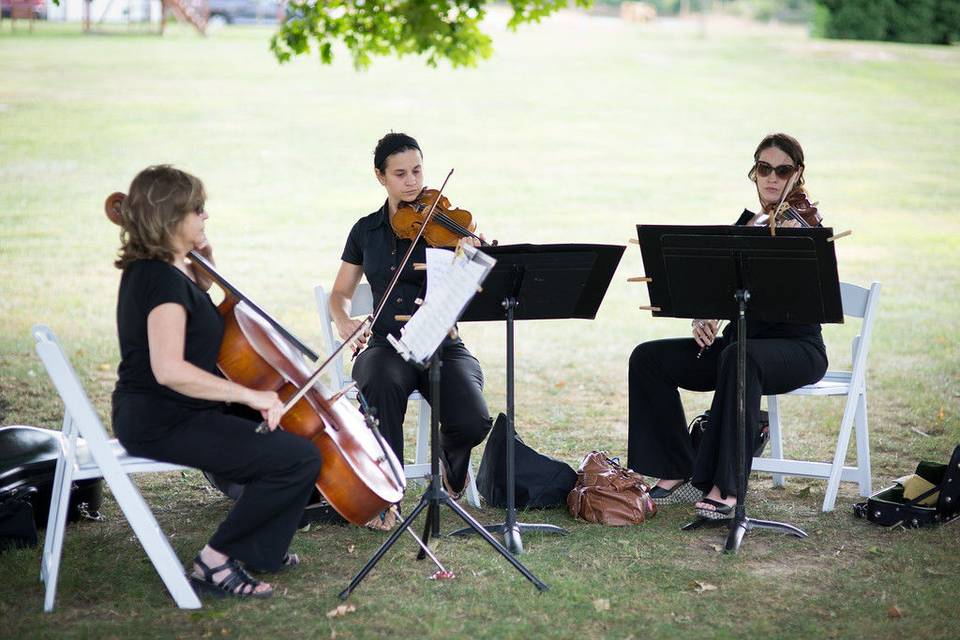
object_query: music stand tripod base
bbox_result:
[339,349,549,599]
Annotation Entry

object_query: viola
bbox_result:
[391,188,491,248]
[105,193,405,526]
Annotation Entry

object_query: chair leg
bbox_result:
[464,462,481,508]
[854,389,872,497]
[42,423,77,613]
[767,395,786,487]
[821,391,860,512]
[415,399,430,468]
[103,470,201,609]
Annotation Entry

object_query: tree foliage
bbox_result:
[816,0,960,45]
[271,0,593,69]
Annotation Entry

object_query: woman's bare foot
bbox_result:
[695,486,736,513]
[654,478,685,490]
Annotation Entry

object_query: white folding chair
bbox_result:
[315,284,482,508]
[32,325,201,612]
[752,281,881,512]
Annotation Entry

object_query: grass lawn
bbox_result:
[1,11,959,639]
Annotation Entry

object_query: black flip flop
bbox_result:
[695,498,735,521]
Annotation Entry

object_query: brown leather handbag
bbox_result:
[566,451,657,526]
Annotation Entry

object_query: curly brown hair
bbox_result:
[114,165,206,270]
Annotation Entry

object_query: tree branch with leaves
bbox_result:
[272,0,593,69]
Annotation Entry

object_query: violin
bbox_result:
[764,174,822,235]
[391,188,491,247]
[105,193,405,526]
[772,197,822,228]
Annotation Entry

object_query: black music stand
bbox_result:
[637,224,842,553]
[340,249,549,598]
[450,243,625,554]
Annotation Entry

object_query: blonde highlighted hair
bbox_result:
[115,165,206,270]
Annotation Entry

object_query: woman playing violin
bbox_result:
[329,133,492,525]
[627,133,828,520]
[111,165,321,598]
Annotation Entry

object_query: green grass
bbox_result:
[1,12,959,639]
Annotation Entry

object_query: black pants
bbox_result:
[628,335,827,498]
[116,407,321,572]
[352,337,492,486]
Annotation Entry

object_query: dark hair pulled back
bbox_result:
[373,133,421,173]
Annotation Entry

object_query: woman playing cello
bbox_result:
[111,165,321,598]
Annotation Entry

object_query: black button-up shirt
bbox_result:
[341,201,430,340]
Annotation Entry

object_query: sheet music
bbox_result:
[388,245,496,366]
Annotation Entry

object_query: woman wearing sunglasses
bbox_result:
[625,133,828,521]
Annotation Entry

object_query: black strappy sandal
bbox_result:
[190,555,273,599]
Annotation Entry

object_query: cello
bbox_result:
[105,193,405,526]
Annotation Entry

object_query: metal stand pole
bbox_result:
[451,297,567,553]
[683,289,807,549]
[340,348,549,599]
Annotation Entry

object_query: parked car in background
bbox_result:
[207,0,282,26]
[1,0,46,19]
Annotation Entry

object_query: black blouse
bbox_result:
[341,201,432,340]
[113,260,224,437]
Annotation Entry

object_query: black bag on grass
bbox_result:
[0,425,104,529]
[477,413,577,509]
[0,486,39,552]
[689,409,770,458]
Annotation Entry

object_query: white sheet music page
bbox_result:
[388,245,496,366]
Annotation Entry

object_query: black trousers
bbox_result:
[116,407,321,572]
[352,337,492,485]
[627,335,827,498]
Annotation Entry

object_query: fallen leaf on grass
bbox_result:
[888,605,903,619]
[671,612,692,624]
[867,546,882,556]
[593,598,610,611]
[347,544,355,554]
[554,381,566,389]
[326,604,356,619]
[691,580,718,593]
[98,363,111,371]
[710,544,723,553]
[795,485,812,498]
[834,545,845,557]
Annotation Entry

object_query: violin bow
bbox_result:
[347,168,456,361]
[265,170,457,430]
[768,172,800,236]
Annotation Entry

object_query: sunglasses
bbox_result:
[754,161,798,179]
